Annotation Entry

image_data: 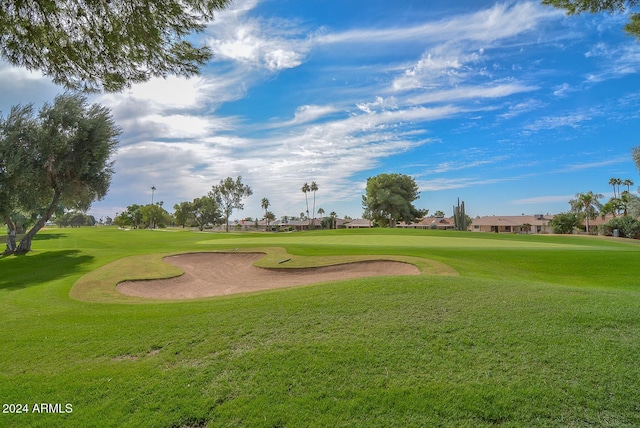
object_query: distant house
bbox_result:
[259,217,350,231]
[471,214,554,234]
[344,218,373,228]
[397,217,456,230]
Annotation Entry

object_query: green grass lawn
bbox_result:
[2,227,640,427]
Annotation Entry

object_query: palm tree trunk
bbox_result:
[311,192,316,229]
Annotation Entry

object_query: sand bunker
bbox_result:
[117,252,420,299]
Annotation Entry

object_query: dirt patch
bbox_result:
[116,252,420,299]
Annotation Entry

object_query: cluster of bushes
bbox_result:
[600,216,640,238]
[550,212,640,238]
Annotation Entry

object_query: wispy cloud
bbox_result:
[584,42,640,82]
[524,113,591,132]
[316,2,558,45]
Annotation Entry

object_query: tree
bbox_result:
[301,183,310,224]
[362,173,426,227]
[0,104,39,254]
[317,207,325,228]
[210,176,252,232]
[1,93,119,254]
[264,211,276,230]
[191,196,221,231]
[173,201,193,228]
[633,146,640,176]
[261,197,271,231]
[140,202,171,229]
[0,0,232,92]
[550,212,580,234]
[600,200,619,219]
[570,191,603,233]
[310,181,319,229]
[542,0,640,40]
[609,177,621,199]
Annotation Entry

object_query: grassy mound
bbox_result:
[70,246,457,303]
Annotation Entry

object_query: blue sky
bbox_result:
[2,0,640,221]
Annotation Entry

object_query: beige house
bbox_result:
[397,217,456,230]
[471,214,554,234]
[344,218,373,228]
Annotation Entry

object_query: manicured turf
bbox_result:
[2,227,640,427]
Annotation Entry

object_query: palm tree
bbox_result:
[310,181,318,229]
[301,182,310,224]
[609,178,620,199]
[330,211,337,229]
[265,211,275,229]
[261,197,270,231]
[317,207,325,227]
[621,190,631,216]
[623,178,634,194]
[571,191,603,233]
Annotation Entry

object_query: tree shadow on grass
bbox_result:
[33,232,67,241]
[0,250,94,291]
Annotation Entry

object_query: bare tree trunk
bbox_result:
[15,191,60,254]
[1,211,17,255]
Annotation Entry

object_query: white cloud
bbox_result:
[406,83,538,106]
[498,99,546,119]
[316,2,558,45]
[553,83,572,97]
[392,47,482,92]
[524,113,590,132]
[206,2,311,72]
[584,42,640,82]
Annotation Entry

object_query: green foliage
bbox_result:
[570,191,603,232]
[550,212,579,234]
[0,0,232,92]
[55,211,96,227]
[542,0,640,40]
[210,176,253,232]
[0,93,119,253]
[362,173,426,227]
[139,203,171,228]
[604,215,640,238]
[172,201,192,228]
[191,196,222,231]
[633,145,640,176]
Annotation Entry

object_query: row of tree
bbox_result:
[116,173,440,232]
[0,94,119,254]
[136,177,255,232]
[550,175,640,237]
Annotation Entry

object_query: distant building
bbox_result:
[397,217,456,230]
[344,218,373,228]
[470,214,554,234]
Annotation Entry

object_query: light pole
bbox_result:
[150,186,156,229]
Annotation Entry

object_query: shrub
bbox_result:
[604,216,640,239]
[550,212,579,234]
